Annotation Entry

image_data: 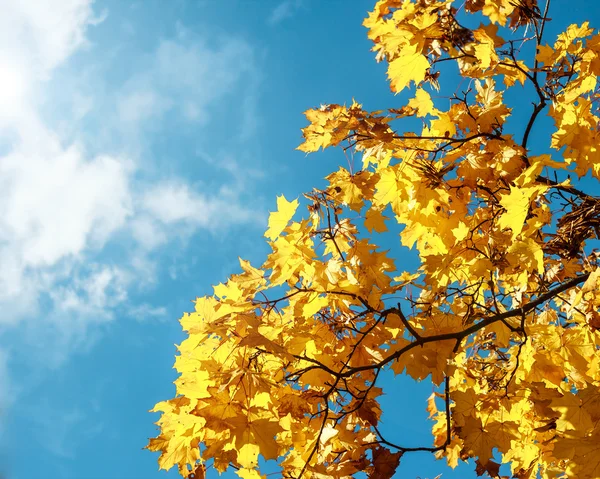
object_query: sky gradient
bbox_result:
[1,1,600,478]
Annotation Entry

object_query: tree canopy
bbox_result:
[147,1,600,478]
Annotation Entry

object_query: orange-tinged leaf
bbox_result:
[535,43,555,65]
[189,463,206,479]
[364,207,388,233]
[372,447,402,479]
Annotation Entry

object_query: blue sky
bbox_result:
[1,1,600,479]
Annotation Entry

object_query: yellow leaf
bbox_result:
[236,469,265,479]
[497,186,547,240]
[481,0,513,25]
[238,443,260,469]
[174,370,213,399]
[473,27,497,69]
[551,392,594,433]
[149,5,600,479]
[373,166,405,214]
[451,221,470,242]
[319,425,339,445]
[265,195,299,240]
[238,331,292,359]
[387,46,429,93]
[581,267,600,294]
[573,267,600,306]
[507,238,544,274]
[407,88,436,117]
[487,320,512,347]
[462,416,496,464]
[214,280,243,301]
[301,293,329,318]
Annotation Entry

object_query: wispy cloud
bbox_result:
[127,303,168,322]
[0,0,265,403]
[1,146,133,268]
[0,0,129,328]
[142,180,256,230]
[117,32,258,137]
[268,0,304,25]
[0,1,272,473]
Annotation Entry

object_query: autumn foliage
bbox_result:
[147,1,600,478]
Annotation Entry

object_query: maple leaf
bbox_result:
[497,185,547,240]
[265,195,299,241]
[371,447,402,479]
[475,459,501,478]
[364,207,388,233]
[551,392,594,433]
[407,88,437,117]
[473,27,498,69]
[387,46,430,93]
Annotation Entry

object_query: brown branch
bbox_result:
[287,275,589,388]
[339,273,589,378]
[393,303,422,341]
[522,100,547,150]
[296,401,330,479]
[502,310,529,396]
[535,175,594,200]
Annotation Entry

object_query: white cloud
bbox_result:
[0,0,264,391]
[117,89,169,125]
[0,0,263,322]
[117,34,257,136]
[1,0,98,73]
[0,0,98,116]
[143,181,212,225]
[138,180,258,245]
[130,217,168,250]
[0,0,134,329]
[0,9,268,467]
[52,265,130,314]
[0,0,258,466]
[195,148,265,184]
[1,144,133,268]
[268,0,304,25]
[127,303,168,322]
[0,132,134,330]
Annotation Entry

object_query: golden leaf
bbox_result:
[265,195,299,241]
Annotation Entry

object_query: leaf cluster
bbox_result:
[148,1,600,478]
